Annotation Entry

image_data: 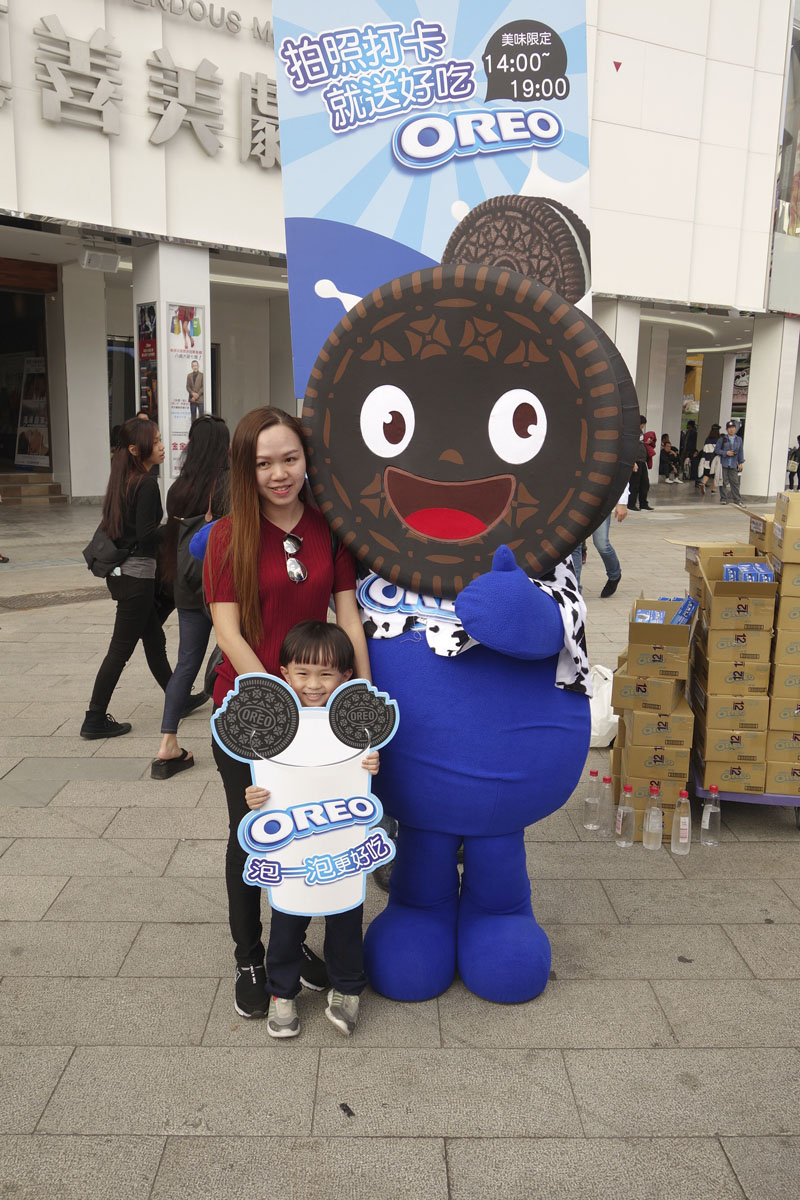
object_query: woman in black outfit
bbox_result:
[81,418,173,739]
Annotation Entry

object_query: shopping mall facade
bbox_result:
[1,0,800,501]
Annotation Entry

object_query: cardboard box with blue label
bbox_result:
[612,664,683,713]
[626,597,696,680]
[689,677,770,731]
[700,558,777,631]
[697,614,772,663]
[695,723,767,763]
[765,730,800,764]
[623,698,694,748]
[694,753,767,794]
[769,694,800,731]
[684,542,758,579]
[622,742,691,782]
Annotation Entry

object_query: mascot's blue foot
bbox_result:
[364,897,458,1001]
[457,896,552,1004]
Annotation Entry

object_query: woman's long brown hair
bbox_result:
[206,406,307,647]
[101,418,157,539]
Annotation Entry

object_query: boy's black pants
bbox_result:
[267,906,366,999]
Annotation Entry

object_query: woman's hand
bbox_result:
[245,784,270,810]
[362,750,379,775]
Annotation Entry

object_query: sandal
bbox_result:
[150,748,194,779]
[0,555,8,563]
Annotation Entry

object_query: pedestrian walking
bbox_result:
[787,435,799,490]
[571,486,628,597]
[715,420,745,505]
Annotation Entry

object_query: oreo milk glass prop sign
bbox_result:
[212,676,398,917]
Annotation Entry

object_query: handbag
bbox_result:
[82,523,132,579]
[175,491,215,607]
[171,315,180,334]
[192,316,201,336]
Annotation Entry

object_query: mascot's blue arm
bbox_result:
[454,545,564,660]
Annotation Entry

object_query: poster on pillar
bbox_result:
[167,303,206,477]
[136,303,158,424]
[272,1,591,401]
[14,357,51,468]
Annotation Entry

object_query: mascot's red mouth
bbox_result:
[384,467,515,541]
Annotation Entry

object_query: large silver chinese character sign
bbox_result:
[34,15,122,134]
[240,72,280,169]
[148,50,223,157]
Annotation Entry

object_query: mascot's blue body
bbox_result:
[363,546,590,1004]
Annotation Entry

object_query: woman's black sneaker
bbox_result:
[299,942,329,991]
[80,711,132,740]
[181,692,209,718]
[234,963,268,1018]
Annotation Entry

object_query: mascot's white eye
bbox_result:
[488,389,547,464]
[360,385,415,458]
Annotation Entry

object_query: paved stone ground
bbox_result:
[1,490,799,1200]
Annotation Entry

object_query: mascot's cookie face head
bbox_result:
[304,264,638,598]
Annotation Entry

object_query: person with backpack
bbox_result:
[150,415,230,778]
[787,435,800,490]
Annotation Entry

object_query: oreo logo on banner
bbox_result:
[329,682,398,750]
[392,108,562,170]
[212,676,300,761]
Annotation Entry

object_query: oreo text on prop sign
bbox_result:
[303,263,639,598]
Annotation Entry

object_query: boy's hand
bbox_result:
[362,750,379,776]
[244,784,270,810]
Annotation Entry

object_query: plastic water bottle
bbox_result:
[583,769,600,830]
[642,784,663,850]
[598,776,615,838]
[615,783,636,848]
[671,789,692,856]
[701,785,721,846]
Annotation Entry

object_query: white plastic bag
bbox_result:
[589,664,618,748]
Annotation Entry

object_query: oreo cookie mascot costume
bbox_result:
[302,249,638,1003]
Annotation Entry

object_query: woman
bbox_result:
[81,418,172,739]
[151,415,230,779]
[697,428,720,496]
[204,406,371,1020]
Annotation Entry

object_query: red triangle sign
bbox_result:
[613,61,622,72]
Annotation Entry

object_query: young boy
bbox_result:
[244,620,379,1039]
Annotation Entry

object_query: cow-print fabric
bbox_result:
[359,558,591,696]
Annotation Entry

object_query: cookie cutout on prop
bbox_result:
[442,195,590,305]
[211,674,300,762]
[303,263,639,598]
[329,681,398,749]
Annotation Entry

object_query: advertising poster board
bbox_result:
[136,302,158,422]
[273,1,590,400]
[14,356,50,468]
[167,303,205,476]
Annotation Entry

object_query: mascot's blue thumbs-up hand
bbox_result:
[454,545,565,660]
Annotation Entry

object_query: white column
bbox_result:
[592,298,641,382]
[643,326,669,482]
[662,346,686,448]
[132,243,211,495]
[61,264,110,499]
[744,315,800,498]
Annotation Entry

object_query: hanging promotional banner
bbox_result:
[273,1,589,399]
[167,303,205,476]
[211,675,399,918]
[14,357,51,468]
[136,303,158,423]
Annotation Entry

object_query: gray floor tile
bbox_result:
[774,876,800,906]
[0,1048,73,1133]
[565,1048,800,1136]
[0,807,116,838]
[39,1047,318,1135]
[0,921,138,976]
[653,980,800,1046]
[151,1137,448,1200]
[0,1135,164,1200]
[197,781,225,807]
[534,879,619,924]
[202,983,440,1048]
[549,924,753,979]
[721,1136,800,1200]
[51,778,205,807]
[604,879,800,924]
[103,807,226,839]
[313,1049,581,1137]
[6,758,154,783]
[44,877,228,923]
[92,738,183,759]
[439,979,675,1048]
[0,738,97,758]
[0,876,68,921]
[0,757,22,780]
[164,839,226,876]
[527,843,683,879]
[119,922,231,977]
[724,924,800,978]
[0,837,12,857]
[721,803,800,841]
[0,837,176,876]
[447,1137,746,1200]
[0,717,71,737]
[675,843,800,878]
[0,978,218,1046]
[523,809,579,841]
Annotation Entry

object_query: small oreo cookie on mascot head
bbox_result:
[329,681,398,749]
[442,195,590,305]
[212,676,300,762]
[304,263,638,598]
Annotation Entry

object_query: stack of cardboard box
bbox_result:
[689,545,776,795]
[610,597,696,840]
[766,493,800,797]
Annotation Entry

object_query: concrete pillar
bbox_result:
[697,352,735,441]
[744,315,800,498]
[643,326,669,481]
[132,243,211,493]
[662,346,686,448]
[61,264,110,499]
[593,298,641,383]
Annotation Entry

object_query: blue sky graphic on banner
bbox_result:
[273,1,589,399]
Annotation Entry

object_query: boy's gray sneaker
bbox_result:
[267,995,300,1039]
[325,989,359,1036]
